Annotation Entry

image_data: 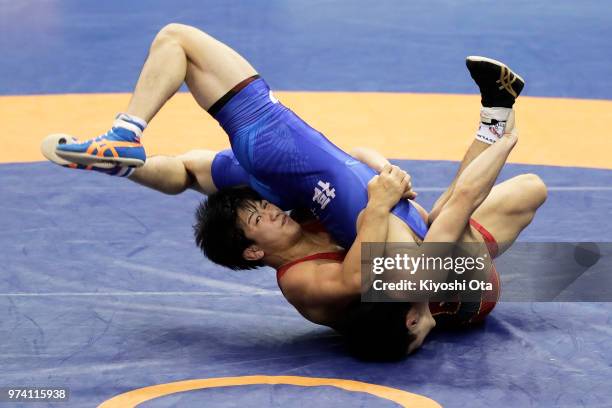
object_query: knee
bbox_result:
[520,173,548,208]
[153,23,190,46]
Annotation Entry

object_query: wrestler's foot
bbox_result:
[466,56,525,108]
[42,133,135,177]
[55,114,146,167]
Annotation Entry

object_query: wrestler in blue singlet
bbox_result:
[212,78,428,249]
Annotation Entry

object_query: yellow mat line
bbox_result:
[2,92,611,169]
[98,375,441,407]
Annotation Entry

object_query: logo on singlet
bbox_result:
[269,90,279,104]
[313,180,335,210]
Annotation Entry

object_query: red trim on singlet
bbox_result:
[276,220,344,282]
[469,218,499,258]
[468,262,500,323]
[462,218,501,322]
[276,251,346,282]
[429,218,501,324]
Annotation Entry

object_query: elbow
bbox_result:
[524,173,548,207]
[350,274,362,295]
[342,269,363,296]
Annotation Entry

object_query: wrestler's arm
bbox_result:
[341,165,410,290]
[128,150,218,195]
[349,147,389,172]
[350,147,417,200]
[281,205,392,312]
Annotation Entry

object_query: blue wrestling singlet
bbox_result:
[210,149,288,208]
[212,78,428,249]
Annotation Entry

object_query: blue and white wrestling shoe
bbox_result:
[41,133,135,177]
[54,113,146,168]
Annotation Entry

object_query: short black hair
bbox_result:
[194,186,265,270]
[339,301,416,361]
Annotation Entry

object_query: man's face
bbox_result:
[237,200,301,251]
[405,303,436,354]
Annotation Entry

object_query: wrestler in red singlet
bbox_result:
[277,219,501,327]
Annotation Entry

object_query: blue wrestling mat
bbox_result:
[3,162,611,407]
[2,1,611,407]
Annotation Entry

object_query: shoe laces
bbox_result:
[496,66,518,98]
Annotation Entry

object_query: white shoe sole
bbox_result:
[41,133,142,168]
[40,133,79,166]
[55,150,144,167]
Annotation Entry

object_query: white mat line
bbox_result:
[0,291,279,297]
[415,186,612,192]
[112,259,278,295]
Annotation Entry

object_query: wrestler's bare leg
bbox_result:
[128,150,219,195]
[49,25,256,183]
[393,125,518,353]
[426,140,546,256]
[381,116,518,297]
[400,146,546,354]
[52,24,258,166]
[126,23,257,121]
[428,139,489,223]
[466,174,547,254]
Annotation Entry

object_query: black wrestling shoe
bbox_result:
[466,56,525,108]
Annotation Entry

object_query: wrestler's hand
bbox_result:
[398,168,418,200]
[376,165,417,200]
[367,164,408,211]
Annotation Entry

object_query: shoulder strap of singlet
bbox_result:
[276,251,346,281]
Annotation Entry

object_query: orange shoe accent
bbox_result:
[100,145,119,158]
[85,141,99,155]
[68,139,139,159]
